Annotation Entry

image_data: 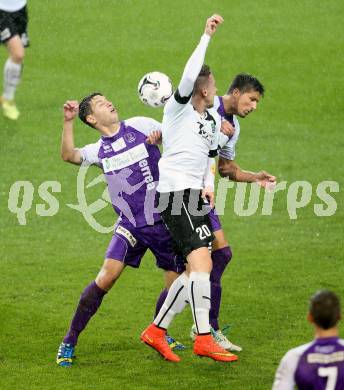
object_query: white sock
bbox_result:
[154,272,189,329]
[3,58,22,101]
[188,272,211,334]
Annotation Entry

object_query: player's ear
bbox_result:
[202,88,208,97]
[307,312,313,324]
[233,88,241,98]
[86,114,97,127]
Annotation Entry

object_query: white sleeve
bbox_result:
[164,34,211,114]
[125,116,162,136]
[219,117,240,161]
[272,350,297,390]
[272,344,311,390]
[177,34,211,98]
[78,140,101,166]
[203,158,216,190]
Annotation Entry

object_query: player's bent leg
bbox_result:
[1,36,24,120]
[159,270,186,351]
[56,258,125,367]
[154,271,180,318]
[141,272,189,361]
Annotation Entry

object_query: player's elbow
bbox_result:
[61,151,72,162]
[218,165,229,178]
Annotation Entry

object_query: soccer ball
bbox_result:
[137,71,173,107]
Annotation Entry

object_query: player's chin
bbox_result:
[111,113,119,122]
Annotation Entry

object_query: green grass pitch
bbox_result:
[0,0,343,388]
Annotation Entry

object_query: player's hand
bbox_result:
[255,171,277,191]
[146,130,162,145]
[220,119,235,138]
[63,100,79,122]
[202,186,215,208]
[205,14,224,37]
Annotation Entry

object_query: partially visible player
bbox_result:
[272,290,344,390]
[0,0,29,120]
[56,95,186,366]
[214,73,275,187]
[192,73,276,348]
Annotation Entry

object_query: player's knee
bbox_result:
[212,236,229,252]
[95,272,117,291]
[96,263,123,291]
[10,48,25,64]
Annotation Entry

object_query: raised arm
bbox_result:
[60,100,83,165]
[177,14,223,99]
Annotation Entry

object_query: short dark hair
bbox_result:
[78,92,103,128]
[228,73,264,96]
[193,64,212,96]
[310,290,341,329]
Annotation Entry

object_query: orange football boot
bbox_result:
[140,324,181,362]
[194,334,238,362]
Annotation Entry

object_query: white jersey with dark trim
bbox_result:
[157,33,221,192]
[0,0,26,12]
[158,99,221,192]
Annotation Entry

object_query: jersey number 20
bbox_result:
[196,225,212,240]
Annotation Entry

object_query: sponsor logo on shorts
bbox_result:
[116,225,137,247]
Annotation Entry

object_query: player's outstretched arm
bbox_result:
[177,14,223,99]
[60,100,83,165]
[218,157,276,186]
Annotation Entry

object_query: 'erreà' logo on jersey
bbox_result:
[139,159,155,190]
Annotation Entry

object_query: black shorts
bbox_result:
[158,189,214,258]
[0,6,29,47]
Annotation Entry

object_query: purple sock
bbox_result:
[210,247,232,330]
[63,281,106,346]
[154,289,168,319]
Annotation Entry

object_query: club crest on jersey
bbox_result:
[197,122,215,143]
[125,132,136,143]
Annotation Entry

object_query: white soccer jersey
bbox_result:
[157,34,221,192]
[0,0,26,12]
[78,116,161,165]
